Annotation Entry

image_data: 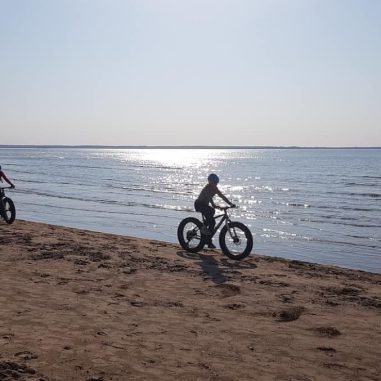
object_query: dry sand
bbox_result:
[0,220,380,381]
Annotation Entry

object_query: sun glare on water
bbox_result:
[104,149,226,169]
[136,149,215,168]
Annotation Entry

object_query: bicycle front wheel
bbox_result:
[177,217,205,253]
[2,197,16,224]
[219,221,253,260]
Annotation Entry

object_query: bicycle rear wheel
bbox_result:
[2,197,16,224]
[177,217,205,253]
[219,221,253,260]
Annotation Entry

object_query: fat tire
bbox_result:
[177,217,205,253]
[2,197,16,224]
[219,221,253,260]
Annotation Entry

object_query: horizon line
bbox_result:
[0,144,380,149]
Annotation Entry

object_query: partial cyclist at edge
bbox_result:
[0,166,15,189]
[194,173,236,249]
[0,165,16,223]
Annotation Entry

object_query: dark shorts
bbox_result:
[194,200,215,229]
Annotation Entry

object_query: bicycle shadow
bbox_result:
[176,250,257,285]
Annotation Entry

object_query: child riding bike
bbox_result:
[194,173,235,249]
[0,165,16,220]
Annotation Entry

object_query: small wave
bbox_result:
[245,199,262,205]
[342,206,381,212]
[261,228,310,241]
[311,238,379,250]
[100,199,193,213]
[298,218,381,229]
[18,179,47,184]
[345,182,380,187]
[129,163,183,170]
[361,175,381,179]
[261,227,380,249]
[329,221,381,228]
[362,193,381,198]
[114,185,192,197]
[327,191,381,198]
[19,201,181,220]
[287,203,310,208]
[312,204,381,212]
[149,204,193,212]
[16,189,88,201]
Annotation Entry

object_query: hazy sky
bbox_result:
[1,0,380,146]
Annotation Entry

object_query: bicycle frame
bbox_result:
[0,187,6,202]
[201,207,233,238]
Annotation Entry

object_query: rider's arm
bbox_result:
[0,171,15,188]
[216,188,235,206]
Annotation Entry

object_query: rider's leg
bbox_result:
[205,209,215,232]
[195,201,215,230]
[201,206,216,248]
[199,205,215,232]
[194,201,216,248]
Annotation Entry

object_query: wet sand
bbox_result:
[0,220,380,381]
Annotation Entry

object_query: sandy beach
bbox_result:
[0,220,380,381]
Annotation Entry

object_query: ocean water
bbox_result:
[1,147,380,273]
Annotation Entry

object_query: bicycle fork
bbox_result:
[0,196,4,214]
[225,219,239,243]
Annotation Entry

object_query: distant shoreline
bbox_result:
[1,145,380,149]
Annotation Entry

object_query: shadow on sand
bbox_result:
[177,250,257,285]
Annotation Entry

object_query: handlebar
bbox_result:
[217,205,238,211]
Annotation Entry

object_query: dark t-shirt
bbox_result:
[196,185,230,206]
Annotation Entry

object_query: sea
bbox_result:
[1,147,380,273]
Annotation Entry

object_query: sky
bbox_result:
[1,0,380,147]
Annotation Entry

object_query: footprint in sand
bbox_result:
[310,326,341,337]
[259,279,290,288]
[280,294,294,303]
[74,259,89,266]
[215,283,241,298]
[0,333,14,345]
[31,251,65,260]
[57,278,71,285]
[322,362,346,370]
[14,351,38,361]
[130,300,146,307]
[324,286,362,296]
[276,306,305,322]
[223,303,246,310]
[276,375,313,381]
[316,346,337,355]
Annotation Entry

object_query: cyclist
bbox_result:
[194,173,235,249]
[0,166,15,189]
[0,165,15,218]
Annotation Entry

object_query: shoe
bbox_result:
[208,242,216,249]
[201,226,211,235]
